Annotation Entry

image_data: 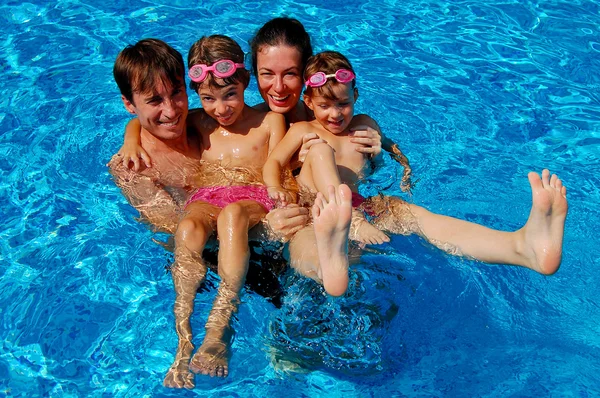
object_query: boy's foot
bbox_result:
[350,209,390,244]
[520,169,568,275]
[312,184,353,296]
[163,360,195,389]
[189,339,229,377]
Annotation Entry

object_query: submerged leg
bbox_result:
[164,202,218,389]
[189,200,266,377]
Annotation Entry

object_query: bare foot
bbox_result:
[350,209,390,244]
[163,360,195,389]
[312,184,353,296]
[520,169,568,275]
[189,339,229,378]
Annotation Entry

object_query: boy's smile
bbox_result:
[198,81,246,127]
[305,83,357,134]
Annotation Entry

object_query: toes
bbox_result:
[338,184,352,205]
[556,178,563,191]
[541,169,550,187]
[326,185,336,203]
[550,173,558,188]
[561,186,567,197]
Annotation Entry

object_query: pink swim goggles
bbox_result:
[304,69,356,88]
[188,59,246,83]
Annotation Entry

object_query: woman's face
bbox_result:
[256,45,304,115]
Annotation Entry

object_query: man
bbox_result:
[108,39,307,389]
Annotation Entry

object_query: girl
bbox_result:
[263,51,568,298]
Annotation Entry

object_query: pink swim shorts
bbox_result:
[186,185,275,211]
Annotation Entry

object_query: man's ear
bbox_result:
[121,95,136,115]
[304,94,314,111]
[354,88,359,102]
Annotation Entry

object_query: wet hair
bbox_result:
[249,17,313,77]
[113,38,185,104]
[303,51,356,100]
[187,35,250,92]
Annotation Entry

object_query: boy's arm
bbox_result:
[107,160,181,234]
[117,118,152,171]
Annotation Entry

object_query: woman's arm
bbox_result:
[351,114,413,192]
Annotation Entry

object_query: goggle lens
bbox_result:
[305,69,355,88]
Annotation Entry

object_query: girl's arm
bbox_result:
[263,123,308,204]
[116,118,152,171]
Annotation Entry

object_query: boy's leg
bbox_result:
[164,201,219,389]
[288,185,354,296]
[189,200,267,377]
[373,170,568,274]
[299,143,388,244]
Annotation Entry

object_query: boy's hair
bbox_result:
[249,17,313,77]
[304,51,356,100]
[113,38,185,104]
[188,35,250,92]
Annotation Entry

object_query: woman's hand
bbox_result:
[297,133,327,163]
[116,143,152,171]
[264,204,309,241]
[350,125,382,158]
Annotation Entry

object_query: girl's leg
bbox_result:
[164,201,219,389]
[190,200,267,377]
[373,170,568,274]
[288,185,354,296]
[299,143,388,244]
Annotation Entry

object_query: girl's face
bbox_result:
[198,81,245,127]
[256,45,304,115]
[305,83,357,135]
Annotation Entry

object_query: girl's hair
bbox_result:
[303,51,356,100]
[249,17,313,76]
[187,35,250,92]
[114,38,184,104]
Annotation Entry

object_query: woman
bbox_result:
[253,18,567,279]
[251,17,413,240]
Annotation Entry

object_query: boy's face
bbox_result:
[305,83,357,135]
[198,81,245,127]
[122,78,188,140]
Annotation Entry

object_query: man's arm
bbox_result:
[108,158,181,234]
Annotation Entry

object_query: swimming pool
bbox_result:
[1,0,599,396]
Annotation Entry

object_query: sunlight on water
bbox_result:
[1,0,599,396]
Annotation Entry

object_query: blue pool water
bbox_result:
[1,0,599,396]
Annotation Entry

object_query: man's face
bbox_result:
[122,78,189,140]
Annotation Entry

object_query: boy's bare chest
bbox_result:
[200,129,270,166]
[323,136,368,173]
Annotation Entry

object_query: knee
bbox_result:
[176,216,210,245]
[305,142,335,161]
[217,202,249,227]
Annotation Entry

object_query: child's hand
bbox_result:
[350,126,382,158]
[267,186,294,206]
[298,133,327,163]
[116,144,152,171]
